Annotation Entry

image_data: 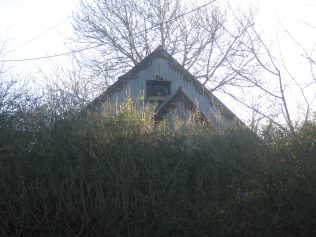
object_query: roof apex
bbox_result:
[155,45,164,51]
[89,46,241,124]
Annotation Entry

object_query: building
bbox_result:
[88,46,240,128]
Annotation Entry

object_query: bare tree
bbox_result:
[222,20,316,135]
[71,0,258,92]
[71,0,315,134]
[36,57,99,115]
[0,40,28,115]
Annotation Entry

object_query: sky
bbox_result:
[0,0,78,71]
[0,0,315,68]
[0,0,315,123]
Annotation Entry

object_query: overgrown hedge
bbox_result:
[0,102,315,236]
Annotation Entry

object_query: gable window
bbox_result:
[146,80,171,100]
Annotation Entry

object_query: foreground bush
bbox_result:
[0,103,316,236]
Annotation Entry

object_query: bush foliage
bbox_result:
[0,100,316,236]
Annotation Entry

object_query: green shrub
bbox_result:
[0,101,316,236]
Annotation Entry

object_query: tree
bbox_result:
[223,20,316,135]
[71,0,258,93]
[37,57,98,115]
[0,39,29,115]
[71,0,316,134]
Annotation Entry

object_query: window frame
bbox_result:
[145,80,171,101]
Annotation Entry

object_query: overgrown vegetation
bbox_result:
[0,100,315,237]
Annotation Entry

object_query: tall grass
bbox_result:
[0,100,315,236]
